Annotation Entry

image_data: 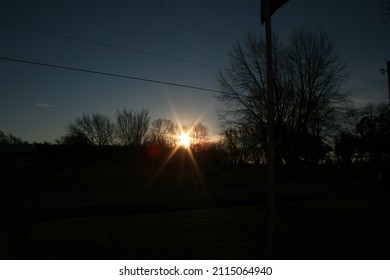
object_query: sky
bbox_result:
[0,0,389,143]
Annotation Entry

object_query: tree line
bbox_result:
[2,28,389,172]
[56,108,209,151]
[0,110,212,167]
[216,28,390,170]
[335,103,390,168]
[0,131,26,145]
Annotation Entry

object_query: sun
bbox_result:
[179,132,191,148]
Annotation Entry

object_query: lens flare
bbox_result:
[179,132,191,148]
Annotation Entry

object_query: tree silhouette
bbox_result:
[190,122,209,150]
[355,103,390,164]
[148,118,177,148]
[116,108,150,147]
[335,131,357,167]
[0,130,23,144]
[219,126,264,165]
[218,29,349,167]
[56,130,91,147]
[65,113,116,146]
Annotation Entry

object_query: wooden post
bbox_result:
[264,0,275,259]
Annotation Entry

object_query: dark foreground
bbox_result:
[0,164,389,260]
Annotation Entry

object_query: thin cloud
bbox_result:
[35,102,53,108]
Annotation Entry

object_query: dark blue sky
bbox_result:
[0,0,389,143]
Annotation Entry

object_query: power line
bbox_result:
[0,22,220,70]
[0,56,222,96]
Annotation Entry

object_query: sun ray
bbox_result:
[147,144,181,187]
[168,97,215,136]
[186,146,205,186]
[147,97,215,191]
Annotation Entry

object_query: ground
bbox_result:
[0,161,389,260]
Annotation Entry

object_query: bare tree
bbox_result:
[148,118,177,148]
[116,108,150,147]
[286,29,349,164]
[354,103,390,164]
[222,128,249,164]
[186,122,209,151]
[0,131,23,144]
[220,125,265,165]
[66,113,116,146]
[218,30,349,167]
[190,123,209,145]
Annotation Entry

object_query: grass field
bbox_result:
[1,162,389,260]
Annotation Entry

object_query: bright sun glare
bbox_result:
[179,132,191,148]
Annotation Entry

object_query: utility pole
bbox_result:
[261,0,289,259]
[263,0,275,259]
